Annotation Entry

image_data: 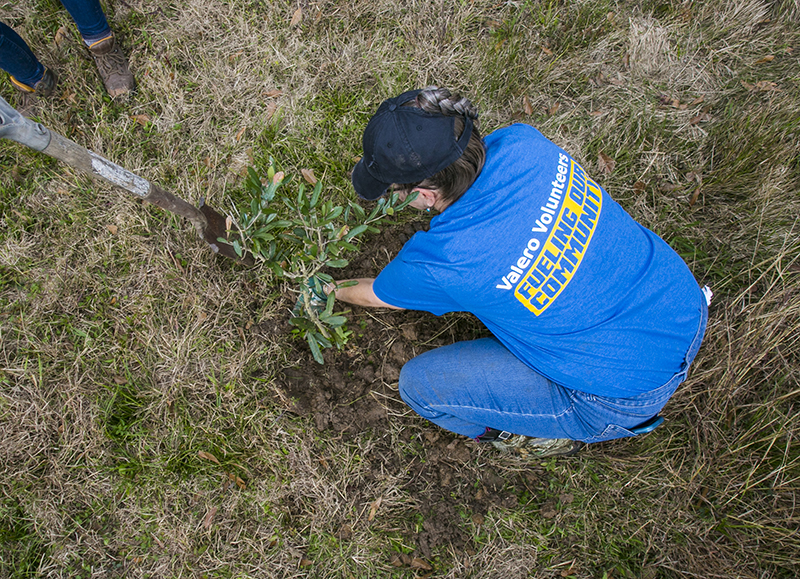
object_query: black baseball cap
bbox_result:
[351,89,474,200]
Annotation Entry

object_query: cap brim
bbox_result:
[351,158,391,200]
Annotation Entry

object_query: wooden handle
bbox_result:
[43,132,207,233]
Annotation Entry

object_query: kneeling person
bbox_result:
[326,87,708,458]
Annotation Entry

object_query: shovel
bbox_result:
[0,96,253,265]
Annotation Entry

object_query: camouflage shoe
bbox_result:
[10,67,58,117]
[488,432,582,458]
[87,35,135,98]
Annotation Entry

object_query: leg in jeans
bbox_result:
[58,0,112,41]
[399,337,594,441]
[1,0,111,89]
[2,1,131,99]
[60,0,133,97]
[399,295,708,443]
[0,22,46,88]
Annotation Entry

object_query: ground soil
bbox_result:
[267,218,546,566]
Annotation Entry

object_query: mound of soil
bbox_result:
[270,219,545,564]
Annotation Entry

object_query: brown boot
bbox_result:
[86,34,134,98]
[10,67,58,117]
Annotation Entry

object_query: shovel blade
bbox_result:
[199,202,255,266]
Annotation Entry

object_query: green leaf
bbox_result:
[263,181,278,203]
[326,259,348,268]
[334,326,353,342]
[396,190,419,210]
[289,316,314,330]
[324,292,335,317]
[246,167,262,195]
[350,203,366,221]
[344,224,369,241]
[325,316,347,327]
[310,182,323,208]
[324,206,343,222]
[307,333,324,364]
[252,226,274,238]
[315,333,332,349]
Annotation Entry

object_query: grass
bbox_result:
[1,0,799,577]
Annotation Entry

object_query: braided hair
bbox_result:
[416,87,480,120]
[400,87,486,207]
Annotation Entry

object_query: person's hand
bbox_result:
[292,279,329,317]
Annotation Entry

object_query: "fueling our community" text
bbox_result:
[495,152,603,316]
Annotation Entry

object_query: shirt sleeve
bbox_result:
[373,256,462,316]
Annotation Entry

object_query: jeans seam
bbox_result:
[428,402,573,422]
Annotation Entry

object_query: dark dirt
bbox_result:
[269,219,550,567]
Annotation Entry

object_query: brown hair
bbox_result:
[399,87,486,207]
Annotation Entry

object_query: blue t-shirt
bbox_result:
[373,124,703,398]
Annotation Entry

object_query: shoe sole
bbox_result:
[513,441,583,459]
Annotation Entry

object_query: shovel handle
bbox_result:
[1,96,208,234]
[42,131,208,234]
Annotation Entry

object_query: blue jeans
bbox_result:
[399,294,708,442]
[1,0,110,87]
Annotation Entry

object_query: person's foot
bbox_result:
[87,35,135,98]
[483,430,583,458]
[10,67,58,117]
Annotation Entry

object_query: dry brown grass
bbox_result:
[1,0,798,577]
